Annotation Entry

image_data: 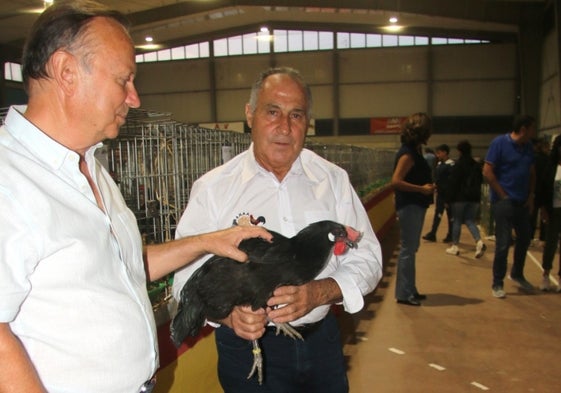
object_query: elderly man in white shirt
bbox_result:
[172,66,382,393]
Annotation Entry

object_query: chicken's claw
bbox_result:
[274,322,303,340]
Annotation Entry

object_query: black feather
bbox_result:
[170,220,352,347]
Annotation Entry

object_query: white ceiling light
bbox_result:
[383,25,403,32]
[389,16,398,24]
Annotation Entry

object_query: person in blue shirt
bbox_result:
[483,115,537,298]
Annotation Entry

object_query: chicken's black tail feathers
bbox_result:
[170,284,205,348]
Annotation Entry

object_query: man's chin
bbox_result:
[105,125,122,140]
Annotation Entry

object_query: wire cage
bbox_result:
[306,143,394,198]
[104,109,251,245]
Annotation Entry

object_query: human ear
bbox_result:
[245,103,253,129]
[47,50,79,96]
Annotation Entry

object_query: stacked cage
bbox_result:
[105,109,251,245]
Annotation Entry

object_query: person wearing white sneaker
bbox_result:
[536,134,561,294]
[445,140,486,259]
[539,274,551,291]
[475,239,487,259]
[446,244,459,256]
[492,285,506,298]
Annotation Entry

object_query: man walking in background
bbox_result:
[423,144,454,243]
[483,115,537,298]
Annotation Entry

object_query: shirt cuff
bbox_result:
[329,273,365,314]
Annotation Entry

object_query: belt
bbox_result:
[266,318,325,338]
[139,376,156,393]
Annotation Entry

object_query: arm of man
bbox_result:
[483,162,508,200]
[144,225,272,282]
[0,323,46,393]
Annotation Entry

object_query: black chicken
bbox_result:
[170,220,362,384]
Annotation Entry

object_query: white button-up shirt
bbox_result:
[0,106,157,393]
[173,144,383,326]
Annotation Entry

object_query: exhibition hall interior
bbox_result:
[1,1,559,392]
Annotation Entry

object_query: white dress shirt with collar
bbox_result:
[0,106,157,393]
[172,143,383,326]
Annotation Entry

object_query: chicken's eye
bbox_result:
[328,232,335,242]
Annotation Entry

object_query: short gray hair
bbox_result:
[247,67,313,119]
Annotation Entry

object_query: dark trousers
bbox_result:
[542,207,561,275]
[530,207,546,241]
[215,312,348,393]
[427,194,451,237]
[492,199,532,287]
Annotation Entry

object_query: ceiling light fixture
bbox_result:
[136,43,162,51]
[145,36,154,43]
[389,16,398,24]
[260,26,269,33]
[383,25,403,32]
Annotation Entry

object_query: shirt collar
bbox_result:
[6,105,101,170]
[241,143,319,184]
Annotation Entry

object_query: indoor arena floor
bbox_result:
[341,205,560,393]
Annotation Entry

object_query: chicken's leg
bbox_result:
[246,323,303,385]
[247,339,263,385]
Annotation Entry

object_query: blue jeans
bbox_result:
[215,312,348,393]
[450,202,482,244]
[492,199,532,287]
[395,204,427,300]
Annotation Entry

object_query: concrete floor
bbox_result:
[341,205,561,393]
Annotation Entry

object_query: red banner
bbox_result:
[370,117,406,134]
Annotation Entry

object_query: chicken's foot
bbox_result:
[274,322,303,340]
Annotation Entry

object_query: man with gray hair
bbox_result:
[173,67,383,392]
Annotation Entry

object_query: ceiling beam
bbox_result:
[128,0,544,27]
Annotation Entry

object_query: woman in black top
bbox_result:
[391,113,435,306]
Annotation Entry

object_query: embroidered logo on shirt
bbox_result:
[233,212,266,227]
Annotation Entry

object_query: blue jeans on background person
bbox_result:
[396,204,427,300]
[215,312,348,393]
[492,198,532,287]
[450,202,482,244]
